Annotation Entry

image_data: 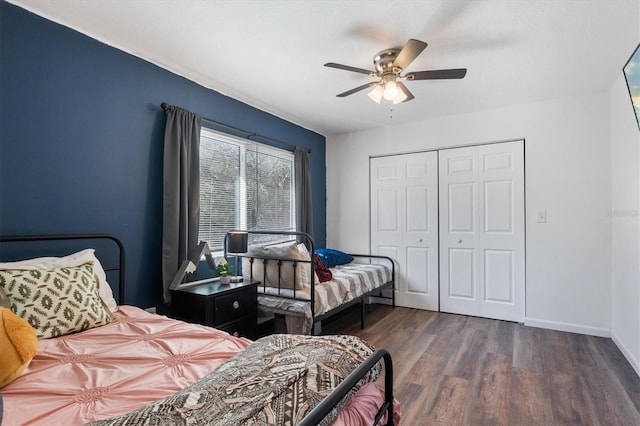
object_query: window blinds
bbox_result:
[198,128,295,251]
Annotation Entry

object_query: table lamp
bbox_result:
[226,231,248,282]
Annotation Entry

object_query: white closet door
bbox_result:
[439,141,525,322]
[370,152,439,310]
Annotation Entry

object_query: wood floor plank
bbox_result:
[512,323,544,371]
[320,305,640,426]
[579,365,640,425]
[567,332,609,369]
[539,328,576,372]
[548,371,599,425]
[409,352,449,389]
[394,381,430,424]
[424,375,471,425]
[378,328,435,385]
[465,352,511,425]
[593,335,640,395]
[423,311,469,336]
[508,367,554,424]
[486,319,516,360]
[444,328,489,381]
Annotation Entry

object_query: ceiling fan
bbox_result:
[325,39,467,104]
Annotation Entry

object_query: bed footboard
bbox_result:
[299,348,395,426]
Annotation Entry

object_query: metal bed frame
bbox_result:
[226,230,396,335]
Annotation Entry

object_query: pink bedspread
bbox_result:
[2,306,251,425]
[1,306,399,425]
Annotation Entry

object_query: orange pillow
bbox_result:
[0,306,38,388]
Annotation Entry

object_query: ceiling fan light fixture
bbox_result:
[392,89,408,104]
[368,84,384,103]
[382,80,399,101]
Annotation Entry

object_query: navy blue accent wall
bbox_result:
[0,3,326,308]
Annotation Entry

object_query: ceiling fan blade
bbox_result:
[405,68,467,80]
[324,62,378,76]
[395,81,415,103]
[393,39,428,70]
[336,82,379,97]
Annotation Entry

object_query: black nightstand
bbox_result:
[171,280,259,339]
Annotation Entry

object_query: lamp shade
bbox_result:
[368,84,383,103]
[226,231,248,254]
[382,80,399,100]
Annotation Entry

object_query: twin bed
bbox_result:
[233,230,395,335]
[0,234,400,425]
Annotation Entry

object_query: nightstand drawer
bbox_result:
[219,316,256,338]
[214,287,256,325]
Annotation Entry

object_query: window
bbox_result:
[198,127,296,251]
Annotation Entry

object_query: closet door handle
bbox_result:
[457,239,463,243]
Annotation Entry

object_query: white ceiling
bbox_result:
[8,0,640,136]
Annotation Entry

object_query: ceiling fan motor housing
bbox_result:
[373,48,401,75]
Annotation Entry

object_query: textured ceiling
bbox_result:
[8,0,640,136]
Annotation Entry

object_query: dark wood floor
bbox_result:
[321,304,640,426]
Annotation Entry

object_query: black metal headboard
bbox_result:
[0,234,126,305]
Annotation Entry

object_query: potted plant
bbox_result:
[217,258,233,285]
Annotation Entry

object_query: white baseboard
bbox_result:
[524,316,610,337]
[611,331,640,378]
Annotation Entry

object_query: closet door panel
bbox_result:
[478,141,525,321]
[439,147,481,315]
[406,246,430,294]
[484,180,513,233]
[406,186,430,232]
[484,249,514,303]
[448,248,476,299]
[376,188,400,231]
[448,182,476,233]
[371,152,439,310]
[440,141,525,321]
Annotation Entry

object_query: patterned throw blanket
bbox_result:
[87,334,380,426]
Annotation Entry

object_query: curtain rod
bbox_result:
[160,102,310,153]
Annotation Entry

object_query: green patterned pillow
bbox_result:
[0,263,114,339]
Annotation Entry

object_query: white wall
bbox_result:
[610,72,640,376]
[327,91,612,336]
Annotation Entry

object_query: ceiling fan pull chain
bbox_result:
[390,105,393,119]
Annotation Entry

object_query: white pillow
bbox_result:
[242,242,311,290]
[0,249,118,312]
[296,243,320,286]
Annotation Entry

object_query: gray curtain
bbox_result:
[162,105,202,302]
[294,146,314,239]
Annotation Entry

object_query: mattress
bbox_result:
[1,305,397,425]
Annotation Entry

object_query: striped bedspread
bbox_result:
[257,262,392,334]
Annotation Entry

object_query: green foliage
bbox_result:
[216,261,233,276]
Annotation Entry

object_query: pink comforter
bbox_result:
[1,306,399,425]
